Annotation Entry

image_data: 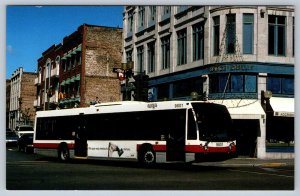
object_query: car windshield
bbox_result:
[192,103,234,142]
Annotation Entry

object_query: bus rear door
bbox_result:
[74,113,88,158]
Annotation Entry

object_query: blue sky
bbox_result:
[6,5,124,79]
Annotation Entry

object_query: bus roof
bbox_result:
[35,100,212,118]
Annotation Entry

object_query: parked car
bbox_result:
[17,133,34,153]
[6,131,19,147]
[15,125,34,137]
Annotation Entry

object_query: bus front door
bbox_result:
[74,114,88,158]
[166,132,185,162]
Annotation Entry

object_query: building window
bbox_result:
[243,14,254,54]
[163,6,170,15]
[76,51,82,65]
[177,6,188,13]
[126,50,132,63]
[55,56,60,68]
[209,74,257,93]
[161,36,170,69]
[177,29,187,65]
[149,6,156,23]
[293,17,294,56]
[147,42,155,73]
[128,10,134,33]
[137,46,144,73]
[267,75,294,95]
[226,14,236,54]
[213,16,220,56]
[46,63,51,78]
[193,22,204,61]
[268,15,286,56]
[138,6,145,28]
[173,77,203,98]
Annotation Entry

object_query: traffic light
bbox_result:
[132,74,149,101]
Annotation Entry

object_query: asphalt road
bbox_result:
[6,147,294,190]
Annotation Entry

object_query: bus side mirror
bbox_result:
[72,132,75,137]
[161,134,165,141]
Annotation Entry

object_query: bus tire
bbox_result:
[58,145,69,162]
[139,148,156,166]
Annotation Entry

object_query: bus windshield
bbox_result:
[192,103,234,142]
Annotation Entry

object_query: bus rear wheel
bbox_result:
[58,145,69,162]
[139,148,156,166]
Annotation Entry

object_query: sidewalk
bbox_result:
[194,157,294,167]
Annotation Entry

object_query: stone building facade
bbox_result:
[34,24,122,110]
[122,6,294,159]
[6,79,11,128]
[9,67,36,130]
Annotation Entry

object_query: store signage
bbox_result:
[210,64,254,73]
[274,111,294,117]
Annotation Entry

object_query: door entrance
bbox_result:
[233,119,260,157]
[74,114,87,157]
[166,133,185,162]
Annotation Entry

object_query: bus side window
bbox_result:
[187,109,197,140]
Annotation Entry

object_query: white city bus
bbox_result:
[33,101,236,165]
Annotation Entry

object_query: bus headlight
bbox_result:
[229,142,235,151]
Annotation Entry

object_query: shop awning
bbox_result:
[75,74,81,81]
[209,99,265,120]
[269,97,294,117]
[70,76,75,83]
[65,78,70,85]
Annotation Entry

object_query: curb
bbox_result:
[194,161,291,168]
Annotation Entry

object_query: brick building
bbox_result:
[34,24,122,110]
[9,67,36,130]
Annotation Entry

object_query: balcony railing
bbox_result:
[33,98,41,107]
[34,77,41,86]
[49,92,58,103]
[51,67,59,77]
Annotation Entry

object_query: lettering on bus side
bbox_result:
[174,104,184,108]
[147,103,157,109]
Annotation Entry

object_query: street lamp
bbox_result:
[261,90,272,112]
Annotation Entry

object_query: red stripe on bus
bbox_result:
[33,143,75,149]
[153,145,166,152]
[136,144,166,152]
[136,144,236,153]
[185,145,236,153]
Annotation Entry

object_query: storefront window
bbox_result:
[157,83,169,100]
[245,75,257,93]
[231,75,243,92]
[267,75,294,95]
[173,77,203,98]
[209,74,257,94]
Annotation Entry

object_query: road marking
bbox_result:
[228,169,293,178]
[260,163,286,167]
[7,161,49,165]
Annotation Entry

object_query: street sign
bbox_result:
[112,68,124,73]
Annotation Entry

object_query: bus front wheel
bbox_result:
[58,145,69,162]
[139,148,156,166]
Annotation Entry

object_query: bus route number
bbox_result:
[175,104,183,108]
